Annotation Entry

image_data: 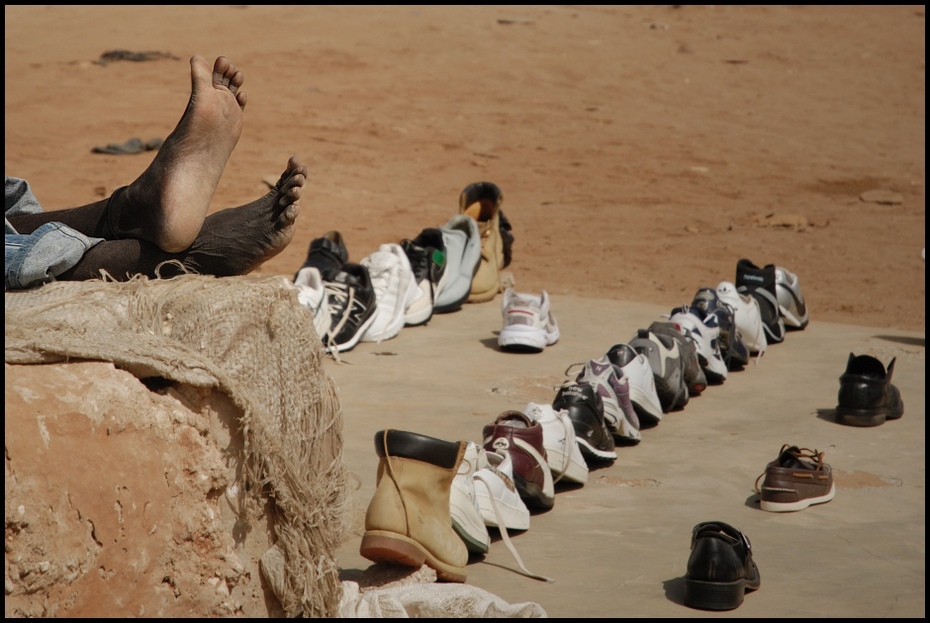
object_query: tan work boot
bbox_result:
[359,429,469,582]
[459,182,505,303]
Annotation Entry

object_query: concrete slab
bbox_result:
[329,294,925,617]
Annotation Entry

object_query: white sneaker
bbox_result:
[605,343,664,425]
[497,288,560,352]
[716,281,768,357]
[474,449,553,583]
[359,246,413,343]
[774,266,809,329]
[522,402,589,484]
[668,306,728,384]
[435,214,482,313]
[473,449,530,531]
[293,266,332,340]
[450,441,491,555]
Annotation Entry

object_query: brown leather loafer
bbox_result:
[755,445,835,512]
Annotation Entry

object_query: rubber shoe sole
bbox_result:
[760,482,836,512]
[684,576,757,611]
[359,531,466,582]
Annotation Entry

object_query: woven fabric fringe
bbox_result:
[5,273,349,617]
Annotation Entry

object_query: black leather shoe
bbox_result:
[684,521,760,610]
[835,353,904,427]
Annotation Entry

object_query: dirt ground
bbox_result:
[4,5,925,332]
[4,4,926,619]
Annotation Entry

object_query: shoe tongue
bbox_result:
[691,288,717,313]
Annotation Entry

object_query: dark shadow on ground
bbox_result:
[873,335,925,348]
[662,575,687,606]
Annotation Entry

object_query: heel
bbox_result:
[835,406,886,427]
[684,577,746,611]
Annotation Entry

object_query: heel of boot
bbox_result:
[360,530,467,583]
[684,577,746,610]
[835,406,886,427]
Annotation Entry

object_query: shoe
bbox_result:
[684,521,760,610]
[473,448,530,531]
[627,329,689,412]
[473,448,553,583]
[522,402,589,485]
[293,266,332,340]
[668,306,728,385]
[435,214,482,313]
[359,245,417,343]
[401,228,447,326]
[835,353,904,427]
[295,230,349,281]
[450,441,491,554]
[481,410,555,510]
[497,288,560,352]
[715,281,767,357]
[774,266,810,329]
[360,430,468,582]
[647,321,708,396]
[606,343,664,425]
[499,208,515,269]
[571,357,642,443]
[551,382,617,464]
[755,445,835,512]
[691,287,750,371]
[735,259,786,344]
[459,182,505,303]
[323,262,378,353]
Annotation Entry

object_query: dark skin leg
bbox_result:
[56,157,307,281]
[8,55,247,252]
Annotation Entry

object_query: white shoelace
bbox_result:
[473,472,554,583]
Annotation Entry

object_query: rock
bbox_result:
[859,189,903,205]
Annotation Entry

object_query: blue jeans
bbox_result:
[5,177,104,290]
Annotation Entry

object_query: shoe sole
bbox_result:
[327,311,379,353]
[576,438,617,463]
[498,326,558,352]
[834,405,901,427]
[684,576,757,611]
[359,531,466,582]
[760,482,836,512]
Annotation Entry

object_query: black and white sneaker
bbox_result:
[400,228,447,326]
[735,259,786,345]
[323,262,378,353]
[691,287,750,370]
[552,382,617,464]
[295,230,349,282]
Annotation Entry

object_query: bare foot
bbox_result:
[111,56,248,252]
[180,157,307,277]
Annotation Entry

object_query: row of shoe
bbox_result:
[292,182,515,352]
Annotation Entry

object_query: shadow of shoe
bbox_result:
[744,491,763,510]
[873,334,925,348]
[662,575,687,606]
[816,407,837,423]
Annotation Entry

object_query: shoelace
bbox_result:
[473,471,554,583]
[753,445,827,492]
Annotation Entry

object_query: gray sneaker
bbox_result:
[435,215,481,313]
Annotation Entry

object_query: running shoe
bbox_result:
[295,230,348,282]
[735,259,786,344]
[435,214,482,313]
[569,357,641,443]
[691,287,750,371]
[498,288,560,353]
[473,448,530,531]
[482,410,555,510]
[323,262,378,353]
[668,305,728,385]
[716,281,767,357]
[551,382,617,464]
[774,266,810,329]
[450,441,491,554]
[627,329,689,412]
[606,343,664,425]
[522,402,588,485]
[401,228,447,327]
[293,266,332,341]
[648,320,708,396]
[359,244,418,343]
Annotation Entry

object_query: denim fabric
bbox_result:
[5,177,104,290]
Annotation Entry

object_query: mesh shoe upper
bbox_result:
[627,329,689,413]
[774,266,809,329]
[647,321,708,395]
[323,262,378,353]
[498,288,560,352]
[572,356,641,443]
[716,281,767,357]
[668,306,728,385]
[606,342,664,424]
